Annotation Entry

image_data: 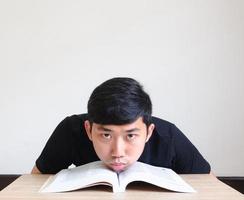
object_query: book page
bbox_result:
[118,162,196,193]
[40,161,118,193]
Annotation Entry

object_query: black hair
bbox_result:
[87,77,152,127]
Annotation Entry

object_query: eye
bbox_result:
[102,133,111,139]
[127,134,136,140]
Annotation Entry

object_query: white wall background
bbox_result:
[0,0,243,176]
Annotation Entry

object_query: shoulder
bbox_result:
[151,116,176,138]
[151,116,187,145]
[62,113,88,129]
[52,113,88,139]
[140,116,178,166]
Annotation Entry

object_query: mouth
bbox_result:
[109,163,127,172]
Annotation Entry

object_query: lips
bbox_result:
[110,163,126,172]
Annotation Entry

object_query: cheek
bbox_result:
[92,140,110,159]
[127,140,146,155]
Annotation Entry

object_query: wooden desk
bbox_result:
[0,174,243,200]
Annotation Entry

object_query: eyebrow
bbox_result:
[125,128,140,133]
[97,127,112,132]
[97,127,140,133]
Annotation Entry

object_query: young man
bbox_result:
[31,77,211,174]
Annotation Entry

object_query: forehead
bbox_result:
[93,117,146,132]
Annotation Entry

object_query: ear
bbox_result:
[84,120,93,141]
[146,123,155,142]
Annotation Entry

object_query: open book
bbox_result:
[40,161,196,193]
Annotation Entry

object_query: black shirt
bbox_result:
[36,114,211,174]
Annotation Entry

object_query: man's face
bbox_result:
[84,117,154,172]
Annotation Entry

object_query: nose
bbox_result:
[111,137,125,158]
